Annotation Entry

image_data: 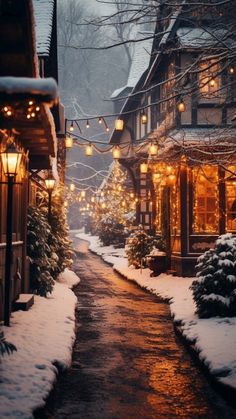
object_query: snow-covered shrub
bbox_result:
[98,216,127,246]
[191,233,236,318]
[48,202,74,277]
[126,225,159,268]
[0,330,16,358]
[27,206,55,297]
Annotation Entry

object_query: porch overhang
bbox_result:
[0,76,58,168]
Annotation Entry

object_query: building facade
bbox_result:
[110,1,236,276]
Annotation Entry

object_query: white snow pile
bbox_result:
[0,76,58,101]
[77,232,236,392]
[0,269,80,419]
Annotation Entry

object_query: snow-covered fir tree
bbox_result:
[191,233,236,318]
[27,206,55,297]
[95,162,135,245]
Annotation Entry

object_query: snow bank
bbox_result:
[0,269,80,419]
[76,232,236,393]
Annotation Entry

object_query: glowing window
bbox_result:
[192,166,218,233]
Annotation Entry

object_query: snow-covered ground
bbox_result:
[77,232,236,393]
[0,268,80,419]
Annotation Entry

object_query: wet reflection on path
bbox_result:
[49,238,235,419]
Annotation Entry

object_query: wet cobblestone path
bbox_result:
[46,238,236,419]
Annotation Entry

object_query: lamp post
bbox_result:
[45,177,55,222]
[0,144,22,326]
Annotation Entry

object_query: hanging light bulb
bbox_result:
[141,110,148,124]
[130,192,135,199]
[228,65,235,75]
[148,142,158,156]
[112,146,121,159]
[98,117,102,124]
[65,136,73,148]
[177,99,186,113]
[86,120,90,128]
[81,190,86,198]
[91,196,95,203]
[70,183,75,192]
[101,202,106,209]
[106,126,110,132]
[140,162,148,174]
[85,143,93,156]
[3,106,8,112]
[115,119,124,130]
[69,121,74,132]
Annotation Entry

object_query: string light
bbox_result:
[86,120,90,128]
[65,136,73,148]
[70,183,75,192]
[228,65,235,75]
[140,162,148,174]
[112,146,121,159]
[85,143,93,156]
[148,142,158,156]
[69,121,74,132]
[98,117,102,124]
[115,119,124,131]
[81,190,86,198]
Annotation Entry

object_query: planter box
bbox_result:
[146,253,167,276]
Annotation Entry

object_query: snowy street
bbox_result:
[41,236,235,418]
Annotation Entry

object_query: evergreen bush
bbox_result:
[98,216,127,246]
[27,206,55,296]
[0,330,16,357]
[126,225,158,268]
[191,233,236,318]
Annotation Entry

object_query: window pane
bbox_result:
[192,166,218,233]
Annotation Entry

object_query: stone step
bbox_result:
[13,294,34,311]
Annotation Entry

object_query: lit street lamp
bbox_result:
[45,177,55,221]
[0,143,22,326]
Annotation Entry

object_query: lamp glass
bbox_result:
[45,178,56,191]
[148,143,158,156]
[140,163,148,174]
[112,146,121,159]
[85,144,93,156]
[1,147,22,177]
[65,136,73,148]
[177,100,186,113]
[115,119,124,131]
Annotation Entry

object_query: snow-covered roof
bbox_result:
[33,0,54,56]
[110,86,131,99]
[177,27,235,49]
[165,127,236,145]
[0,76,58,102]
[111,32,153,99]
[127,34,153,88]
